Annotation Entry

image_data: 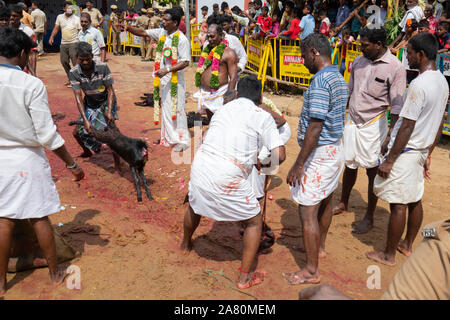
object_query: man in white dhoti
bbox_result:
[332,27,407,234]
[193,15,238,122]
[0,27,84,295]
[180,76,286,290]
[122,8,191,152]
[367,33,448,266]
[284,34,348,285]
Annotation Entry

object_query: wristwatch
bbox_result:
[66,161,78,170]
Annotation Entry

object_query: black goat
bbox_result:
[69,121,153,202]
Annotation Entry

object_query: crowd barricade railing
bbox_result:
[275,38,313,87]
[343,41,362,82]
[123,20,142,54]
[246,37,265,72]
[191,24,202,58]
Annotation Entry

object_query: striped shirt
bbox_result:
[69,62,113,108]
[297,65,348,146]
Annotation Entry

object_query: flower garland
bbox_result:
[153,32,179,125]
[195,40,228,92]
[263,96,284,118]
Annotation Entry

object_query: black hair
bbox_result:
[418,19,429,28]
[319,10,327,16]
[220,14,232,24]
[80,12,91,21]
[300,33,332,57]
[254,0,262,6]
[85,0,92,4]
[172,5,184,17]
[201,5,208,11]
[409,32,438,60]
[293,7,302,18]
[285,1,295,9]
[9,4,23,16]
[31,1,41,7]
[359,27,387,46]
[213,3,219,9]
[0,27,36,58]
[438,21,449,31]
[164,8,181,27]
[207,14,224,34]
[261,6,269,13]
[221,1,229,11]
[410,19,419,31]
[0,6,10,18]
[231,5,241,14]
[237,76,262,105]
[342,27,351,36]
[304,5,312,12]
[75,41,93,56]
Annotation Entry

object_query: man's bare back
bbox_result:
[200,46,238,92]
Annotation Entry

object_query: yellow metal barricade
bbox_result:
[343,41,362,82]
[246,37,265,72]
[277,38,313,87]
[191,24,202,58]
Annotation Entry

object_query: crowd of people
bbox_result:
[0,0,449,299]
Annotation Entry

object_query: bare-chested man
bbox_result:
[194,15,238,121]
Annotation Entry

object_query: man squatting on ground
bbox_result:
[333,27,406,234]
[181,76,287,290]
[0,27,84,295]
[123,8,191,152]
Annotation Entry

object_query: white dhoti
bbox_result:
[189,148,260,221]
[193,84,228,114]
[248,122,292,199]
[159,80,190,147]
[290,141,344,206]
[0,146,61,219]
[374,150,428,204]
[343,112,388,169]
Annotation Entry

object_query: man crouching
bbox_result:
[180,76,286,289]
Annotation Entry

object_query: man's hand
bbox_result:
[381,135,390,155]
[70,166,85,181]
[155,68,169,78]
[424,156,431,181]
[286,162,304,187]
[377,160,394,179]
[49,37,54,46]
[84,121,92,133]
[105,112,114,124]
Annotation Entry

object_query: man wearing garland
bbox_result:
[194,15,239,121]
[122,8,191,152]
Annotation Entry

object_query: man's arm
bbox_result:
[105,84,114,123]
[100,46,106,62]
[72,89,91,132]
[121,24,151,38]
[154,61,190,78]
[259,104,286,128]
[48,23,60,45]
[225,48,238,91]
[98,12,104,27]
[27,51,37,76]
[286,118,323,186]
[378,118,415,178]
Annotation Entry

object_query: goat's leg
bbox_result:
[112,151,122,175]
[139,169,153,201]
[130,166,142,202]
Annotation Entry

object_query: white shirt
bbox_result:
[55,13,81,44]
[19,22,35,38]
[31,8,47,33]
[389,70,449,151]
[204,33,248,72]
[399,5,424,32]
[201,97,283,172]
[78,26,105,55]
[0,64,64,150]
[145,28,191,87]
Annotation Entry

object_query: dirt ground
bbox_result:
[3,52,450,300]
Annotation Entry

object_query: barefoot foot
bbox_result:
[397,240,412,257]
[50,265,69,285]
[366,250,396,266]
[332,203,347,215]
[237,271,267,289]
[282,269,321,285]
[180,240,193,255]
[0,278,6,296]
[352,218,373,234]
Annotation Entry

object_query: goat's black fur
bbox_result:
[69,120,153,202]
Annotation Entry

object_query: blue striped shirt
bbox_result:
[297,65,348,146]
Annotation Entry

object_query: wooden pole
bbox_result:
[336,0,370,33]
[243,69,309,91]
